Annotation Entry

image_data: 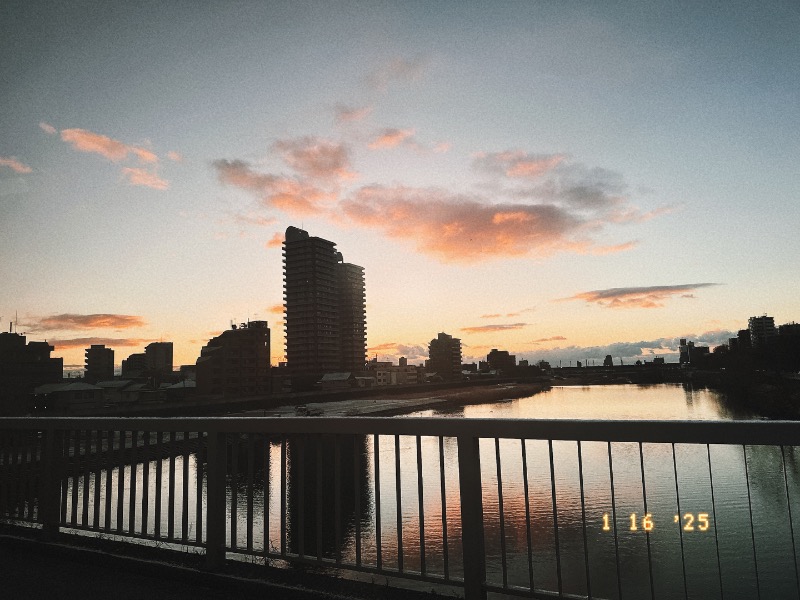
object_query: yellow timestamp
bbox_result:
[602,512,711,532]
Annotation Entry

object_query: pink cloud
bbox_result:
[61,128,132,162]
[368,128,416,150]
[273,137,356,182]
[39,122,57,135]
[0,156,32,174]
[59,128,160,165]
[340,185,587,262]
[122,167,169,190]
[167,151,183,162]
[560,283,719,309]
[29,313,146,331]
[474,151,566,179]
[265,232,284,248]
[213,159,336,216]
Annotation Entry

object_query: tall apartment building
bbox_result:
[196,321,270,397]
[427,332,462,381]
[85,344,114,383]
[283,227,366,379]
[748,315,777,349]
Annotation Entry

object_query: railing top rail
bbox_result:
[1,416,799,445]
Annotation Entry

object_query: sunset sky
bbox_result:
[2,1,798,372]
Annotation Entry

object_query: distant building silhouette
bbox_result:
[283,227,366,386]
[121,352,147,378]
[196,321,270,397]
[749,315,777,349]
[427,332,462,381]
[0,331,63,414]
[145,341,173,377]
[85,344,114,383]
[487,348,516,373]
[679,339,709,365]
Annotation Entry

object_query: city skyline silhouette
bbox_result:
[1,2,798,374]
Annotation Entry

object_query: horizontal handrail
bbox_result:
[2,416,799,445]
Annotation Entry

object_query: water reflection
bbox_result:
[13,384,798,599]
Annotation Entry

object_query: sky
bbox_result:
[1,1,798,372]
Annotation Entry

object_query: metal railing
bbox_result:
[1,417,800,600]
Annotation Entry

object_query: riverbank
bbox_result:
[233,381,548,418]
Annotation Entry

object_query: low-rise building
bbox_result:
[196,321,271,398]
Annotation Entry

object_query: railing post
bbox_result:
[457,435,487,600]
[205,431,227,570]
[39,428,63,540]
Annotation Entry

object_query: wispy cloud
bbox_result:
[265,232,284,248]
[50,337,156,350]
[480,307,535,318]
[461,323,528,334]
[531,336,567,343]
[0,157,32,174]
[367,55,429,91]
[340,185,596,262]
[335,104,373,123]
[213,159,336,216]
[368,128,416,150]
[559,283,719,309]
[55,127,172,191]
[39,122,57,135]
[121,167,168,190]
[60,128,153,163]
[474,151,566,179]
[273,137,357,182]
[28,313,147,332]
[267,304,284,314]
[167,151,183,162]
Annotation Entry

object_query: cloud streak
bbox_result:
[28,313,147,332]
[474,151,566,179]
[461,323,528,334]
[61,128,150,163]
[368,128,416,150]
[121,167,168,190]
[50,337,156,350]
[0,157,32,174]
[560,283,719,309]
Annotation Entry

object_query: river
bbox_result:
[58,383,799,600]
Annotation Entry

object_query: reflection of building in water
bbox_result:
[286,434,370,559]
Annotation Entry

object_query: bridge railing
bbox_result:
[1,417,799,600]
